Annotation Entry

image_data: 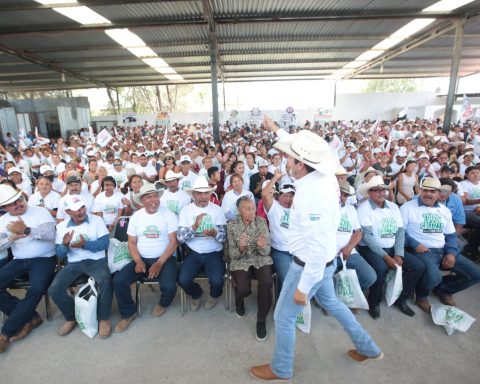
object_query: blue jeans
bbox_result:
[271,248,293,293]
[0,256,56,337]
[335,252,377,291]
[178,250,224,300]
[113,256,177,319]
[271,260,381,379]
[406,248,480,300]
[48,258,113,321]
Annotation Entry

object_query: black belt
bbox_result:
[293,256,334,268]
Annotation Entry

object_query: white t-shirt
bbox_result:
[28,190,60,212]
[160,189,191,215]
[357,200,404,249]
[400,199,455,248]
[336,203,361,254]
[135,163,157,178]
[108,168,128,187]
[127,206,178,259]
[56,213,109,262]
[57,192,94,221]
[459,180,480,211]
[93,191,126,225]
[179,171,198,191]
[221,189,254,221]
[178,202,226,253]
[0,206,56,259]
[265,200,290,252]
[50,162,65,177]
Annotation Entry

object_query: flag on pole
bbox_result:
[89,125,95,142]
[162,126,168,145]
[461,95,474,123]
[329,135,341,166]
[113,126,122,141]
[34,126,50,145]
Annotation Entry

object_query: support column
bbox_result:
[209,32,220,144]
[443,18,465,133]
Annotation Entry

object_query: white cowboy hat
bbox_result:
[359,167,383,180]
[273,130,336,174]
[0,184,23,207]
[133,182,165,205]
[358,175,388,197]
[184,176,216,196]
[164,170,183,182]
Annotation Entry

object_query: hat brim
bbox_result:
[358,183,388,197]
[273,134,336,175]
[133,188,165,205]
[184,186,216,196]
[65,202,86,212]
[0,189,23,207]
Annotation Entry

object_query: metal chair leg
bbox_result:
[136,281,142,317]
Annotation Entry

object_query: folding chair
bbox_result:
[111,216,130,242]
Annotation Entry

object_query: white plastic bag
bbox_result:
[107,238,132,273]
[431,304,476,335]
[295,301,311,334]
[385,265,403,307]
[334,258,369,310]
[75,277,98,339]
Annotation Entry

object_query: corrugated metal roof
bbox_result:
[0,0,478,90]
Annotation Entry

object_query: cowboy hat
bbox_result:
[184,176,216,196]
[358,175,388,197]
[419,177,441,191]
[0,184,22,207]
[273,130,336,174]
[133,182,165,205]
[164,170,183,182]
[359,167,383,180]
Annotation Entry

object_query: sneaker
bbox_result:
[152,304,167,317]
[204,295,218,310]
[114,314,137,333]
[98,320,111,338]
[57,320,76,337]
[348,349,384,363]
[256,321,267,342]
[236,299,245,318]
[191,298,201,312]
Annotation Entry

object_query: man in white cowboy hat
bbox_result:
[113,183,178,332]
[177,177,226,311]
[401,177,480,312]
[0,184,57,353]
[49,195,113,338]
[357,175,424,319]
[160,170,191,216]
[250,117,382,382]
[178,154,198,191]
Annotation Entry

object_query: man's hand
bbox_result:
[239,233,248,253]
[147,259,163,279]
[70,235,86,248]
[293,289,308,306]
[340,247,353,260]
[442,254,456,269]
[134,259,147,274]
[256,235,267,249]
[7,217,27,235]
[272,168,283,181]
[202,228,217,237]
[62,230,74,246]
[192,213,207,232]
[393,256,404,267]
[383,255,398,269]
[415,244,430,253]
[9,233,26,242]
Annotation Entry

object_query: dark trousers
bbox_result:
[358,246,425,305]
[0,256,56,337]
[232,264,273,322]
[113,257,177,319]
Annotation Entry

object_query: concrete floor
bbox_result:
[1,282,479,384]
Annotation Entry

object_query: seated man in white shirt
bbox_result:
[49,195,112,338]
[57,174,94,223]
[134,153,157,183]
[160,170,191,215]
[401,177,480,312]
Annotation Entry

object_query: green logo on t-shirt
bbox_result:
[180,180,191,190]
[337,213,352,233]
[378,218,397,238]
[105,204,117,215]
[195,215,214,234]
[420,213,444,233]
[280,210,290,229]
[470,188,480,199]
[113,243,131,263]
[143,225,160,238]
[166,200,179,214]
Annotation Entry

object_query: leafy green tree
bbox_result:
[363,79,419,93]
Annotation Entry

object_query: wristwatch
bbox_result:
[23,227,31,236]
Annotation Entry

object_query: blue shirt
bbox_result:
[443,193,466,226]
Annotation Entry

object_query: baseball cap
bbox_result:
[66,174,82,184]
[179,155,192,164]
[40,165,53,174]
[258,158,269,168]
[7,167,22,176]
[64,194,86,211]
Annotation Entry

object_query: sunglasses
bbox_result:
[369,188,387,193]
[114,163,122,166]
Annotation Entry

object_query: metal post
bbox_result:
[443,18,465,133]
[222,79,226,113]
[209,32,220,143]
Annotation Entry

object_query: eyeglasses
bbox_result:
[165,157,174,160]
[369,188,387,193]
[114,163,122,166]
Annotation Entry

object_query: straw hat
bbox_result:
[133,182,165,205]
[184,176,216,196]
[164,170,183,182]
[273,130,335,174]
[358,175,388,197]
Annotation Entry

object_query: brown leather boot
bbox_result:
[249,364,291,382]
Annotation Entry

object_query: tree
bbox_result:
[6,89,73,99]
[363,79,419,93]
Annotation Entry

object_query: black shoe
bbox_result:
[256,321,267,341]
[368,304,380,319]
[311,297,321,308]
[394,300,415,317]
[235,299,245,318]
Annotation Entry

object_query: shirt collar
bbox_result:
[368,198,390,210]
[417,198,440,208]
[67,214,90,227]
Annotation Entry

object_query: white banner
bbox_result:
[97,128,113,147]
